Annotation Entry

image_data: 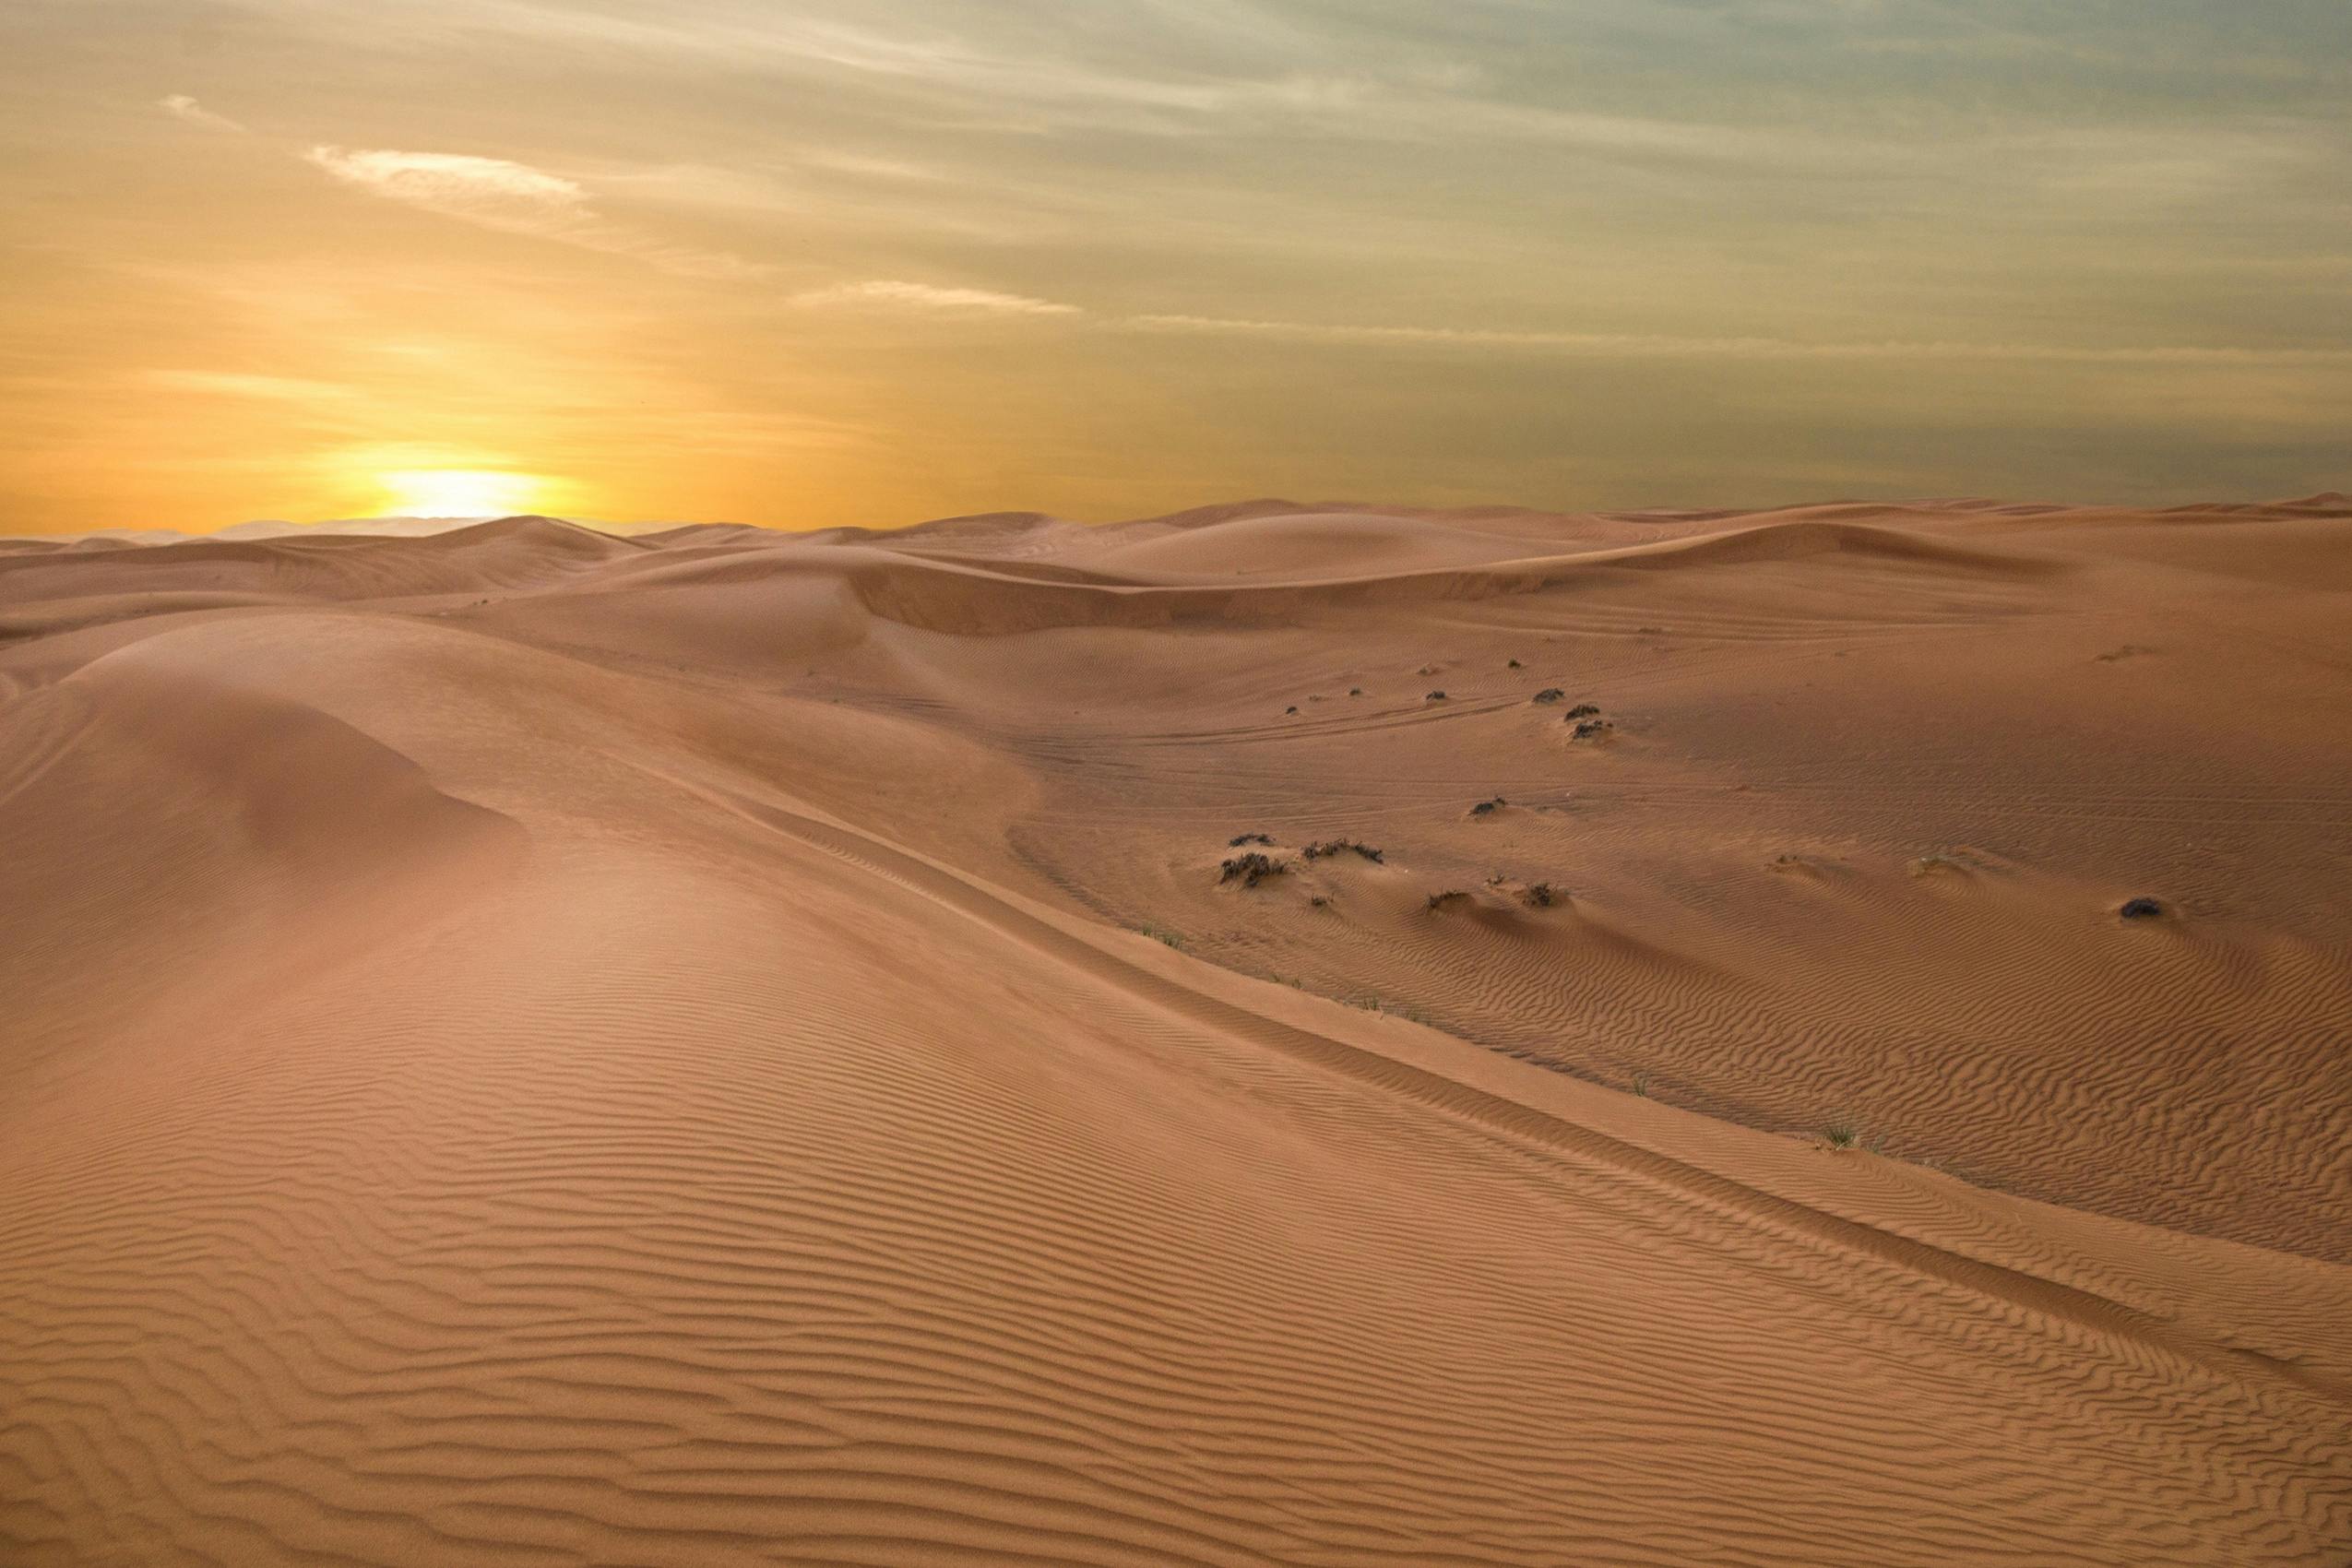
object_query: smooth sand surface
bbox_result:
[4,499,2348,1565]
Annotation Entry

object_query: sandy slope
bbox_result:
[3,501,2348,1566]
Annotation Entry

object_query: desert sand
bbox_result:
[3,495,2348,1565]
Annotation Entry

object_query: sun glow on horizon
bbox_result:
[375,468,551,518]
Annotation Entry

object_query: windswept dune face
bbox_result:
[3,500,2349,1566]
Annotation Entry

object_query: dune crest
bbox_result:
[4,499,2348,1566]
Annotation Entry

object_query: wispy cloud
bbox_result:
[304,146,766,279]
[792,279,1082,316]
[401,5,1819,157]
[306,147,589,228]
[158,95,246,133]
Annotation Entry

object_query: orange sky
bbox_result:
[2,1,2347,532]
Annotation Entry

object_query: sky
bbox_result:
[1,0,2347,533]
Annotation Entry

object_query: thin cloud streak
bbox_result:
[793,279,1083,316]
[774,283,2352,366]
[305,146,767,279]
[306,147,588,223]
[784,291,2352,366]
[1120,313,2352,365]
[159,95,246,133]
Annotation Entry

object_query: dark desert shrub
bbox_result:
[1531,688,1565,704]
[1564,703,1600,719]
[1229,832,1275,847]
[1218,851,1287,887]
[1302,839,1384,863]
[1425,690,1447,701]
[1569,718,1611,740]
[2120,897,2166,920]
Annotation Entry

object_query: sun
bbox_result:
[376,469,550,518]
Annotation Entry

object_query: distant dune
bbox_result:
[3,498,2348,1566]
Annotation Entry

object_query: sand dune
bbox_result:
[3,500,2348,1565]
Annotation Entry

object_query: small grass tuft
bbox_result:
[1823,1123,1860,1150]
